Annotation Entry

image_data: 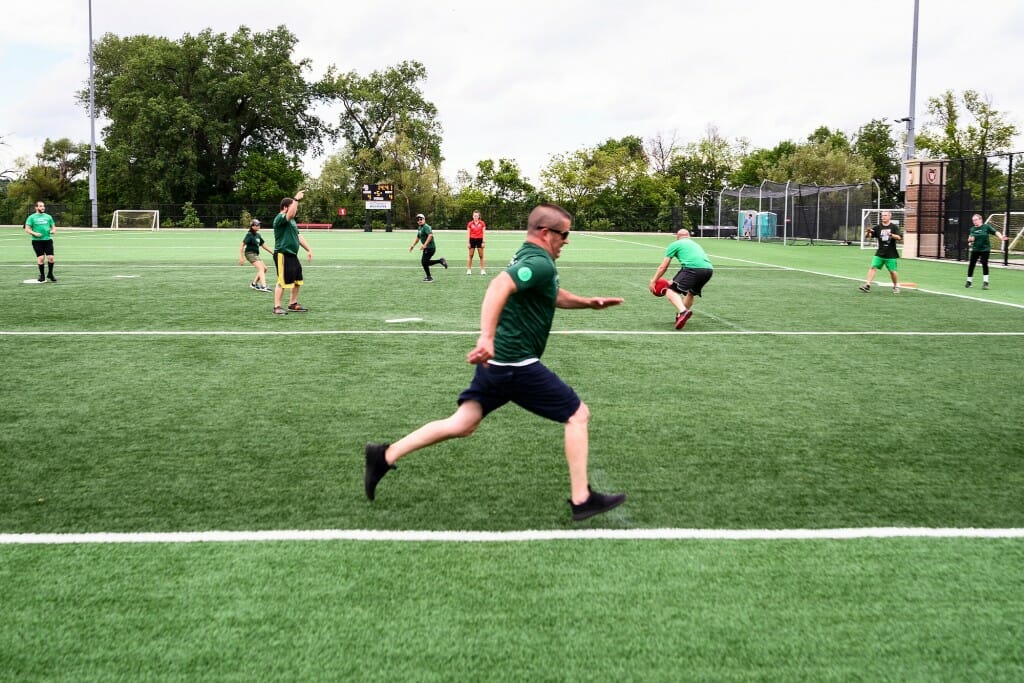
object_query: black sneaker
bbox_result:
[37,276,45,283]
[440,257,448,269]
[965,281,972,288]
[983,282,990,290]
[858,284,870,292]
[364,443,395,501]
[46,275,56,282]
[569,487,626,521]
[287,303,308,312]
[250,281,259,290]
[423,277,434,282]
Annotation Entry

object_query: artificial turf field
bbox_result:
[1,227,1022,680]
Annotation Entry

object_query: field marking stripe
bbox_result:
[2,528,1022,544]
[1,330,1023,337]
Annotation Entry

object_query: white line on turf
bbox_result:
[2,330,1022,337]
[1,528,1021,544]
[385,317,424,323]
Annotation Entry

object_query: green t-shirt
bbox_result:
[25,212,55,241]
[494,243,559,363]
[665,238,713,269]
[969,224,998,252]
[242,231,265,254]
[272,212,300,255]
[870,223,900,259]
[417,223,435,249]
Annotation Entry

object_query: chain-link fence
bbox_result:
[716,181,881,244]
[911,151,1024,264]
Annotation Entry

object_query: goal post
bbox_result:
[860,209,905,250]
[985,212,1024,254]
[111,210,160,230]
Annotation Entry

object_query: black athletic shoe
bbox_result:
[287,303,308,312]
[364,442,395,501]
[47,275,56,282]
[983,282,990,290]
[440,257,448,269]
[964,281,972,288]
[858,284,870,292]
[569,487,626,521]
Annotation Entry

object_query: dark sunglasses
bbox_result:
[545,227,570,240]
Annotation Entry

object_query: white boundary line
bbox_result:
[2,527,1022,545]
[1,330,1022,337]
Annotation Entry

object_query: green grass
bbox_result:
[1,227,1023,680]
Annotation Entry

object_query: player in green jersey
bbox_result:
[24,201,57,282]
[366,203,627,521]
[409,213,448,282]
[271,191,314,315]
[965,214,1008,290]
[649,228,714,330]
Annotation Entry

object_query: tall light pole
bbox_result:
[900,0,920,192]
[88,0,98,227]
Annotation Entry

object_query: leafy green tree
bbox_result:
[84,26,326,206]
[852,119,901,205]
[473,158,536,204]
[325,60,443,222]
[730,141,797,186]
[542,136,675,230]
[915,89,1018,159]
[234,151,305,204]
[665,126,743,226]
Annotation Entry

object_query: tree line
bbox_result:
[0,25,1018,229]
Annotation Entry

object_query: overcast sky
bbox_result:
[2,0,1022,186]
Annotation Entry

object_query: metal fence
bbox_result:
[910,151,1024,264]
[718,181,881,244]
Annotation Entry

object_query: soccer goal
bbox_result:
[860,209,905,250]
[111,210,160,230]
[986,212,1024,255]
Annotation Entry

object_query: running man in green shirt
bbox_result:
[24,200,57,282]
[649,228,714,330]
[965,213,1008,290]
[366,203,627,521]
[858,210,902,294]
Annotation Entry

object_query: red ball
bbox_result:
[653,278,670,297]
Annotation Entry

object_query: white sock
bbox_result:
[983,276,990,283]
[966,277,973,283]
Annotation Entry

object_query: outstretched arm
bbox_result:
[556,288,624,310]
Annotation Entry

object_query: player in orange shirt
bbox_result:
[466,210,486,275]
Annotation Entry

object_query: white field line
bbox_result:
[1,330,1023,337]
[2,527,1022,545]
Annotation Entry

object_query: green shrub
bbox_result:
[181,202,203,228]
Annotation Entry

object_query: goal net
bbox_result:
[860,209,905,250]
[111,210,160,230]
[986,212,1024,255]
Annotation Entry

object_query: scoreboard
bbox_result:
[361,183,394,202]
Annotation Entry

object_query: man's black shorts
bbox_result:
[458,361,581,423]
[671,268,713,297]
[274,251,303,288]
[31,240,54,257]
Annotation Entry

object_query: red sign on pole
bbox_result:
[338,208,347,216]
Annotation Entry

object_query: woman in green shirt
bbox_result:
[239,219,274,291]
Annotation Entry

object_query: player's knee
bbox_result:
[568,401,590,426]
